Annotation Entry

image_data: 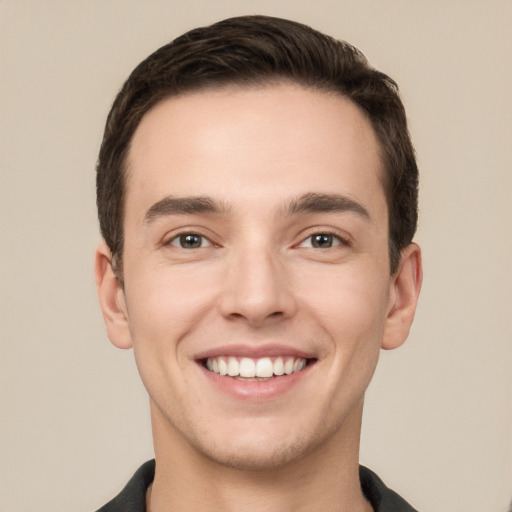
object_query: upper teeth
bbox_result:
[206,356,306,378]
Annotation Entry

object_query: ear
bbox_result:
[94,243,133,349]
[382,243,423,350]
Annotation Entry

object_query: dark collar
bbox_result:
[359,465,419,511]
[96,460,419,512]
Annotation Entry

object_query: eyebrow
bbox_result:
[285,192,370,220]
[144,196,230,224]
[143,192,370,224]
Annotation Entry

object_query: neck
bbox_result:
[147,399,372,512]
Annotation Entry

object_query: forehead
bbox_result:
[125,83,386,225]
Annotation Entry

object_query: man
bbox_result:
[94,15,422,512]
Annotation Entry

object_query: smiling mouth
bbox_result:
[202,356,314,381]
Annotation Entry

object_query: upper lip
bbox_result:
[194,343,316,361]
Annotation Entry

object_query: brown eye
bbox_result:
[311,234,334,248]
[298,232,345,249]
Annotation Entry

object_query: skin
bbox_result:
[95,83,422,512]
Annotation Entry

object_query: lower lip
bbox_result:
[199,363,313,401]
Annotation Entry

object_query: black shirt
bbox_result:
[96,460,419,512]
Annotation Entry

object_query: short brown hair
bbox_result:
[97,15,418,279]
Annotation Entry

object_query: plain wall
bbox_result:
[1,1,511,511]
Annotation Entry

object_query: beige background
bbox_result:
[1,1,511,511]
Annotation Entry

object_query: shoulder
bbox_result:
[95,460,155,512]
[359,466,420,512]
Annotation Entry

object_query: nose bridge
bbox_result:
[219,235,295,324]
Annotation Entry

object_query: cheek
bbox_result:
[126,261,220,328]
[123,262,224,383]
[295,266,389,424]
[301,263,391,347]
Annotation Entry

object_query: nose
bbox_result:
[218,245,297,326]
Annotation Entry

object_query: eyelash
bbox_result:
[297,230,351,249]
[165,232,214,249]
[164,229,350,250]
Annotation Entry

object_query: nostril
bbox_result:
[226,310,284,323]
[228,312,245,320]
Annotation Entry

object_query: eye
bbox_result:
[299,233,344,249]
[168,233,211,249]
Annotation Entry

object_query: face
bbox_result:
[96,83,421,470]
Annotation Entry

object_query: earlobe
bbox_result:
[94,243,133,349]
[382,243,423,350]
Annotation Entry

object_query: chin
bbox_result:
[200,434,313,471]
[190,413,347,472]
